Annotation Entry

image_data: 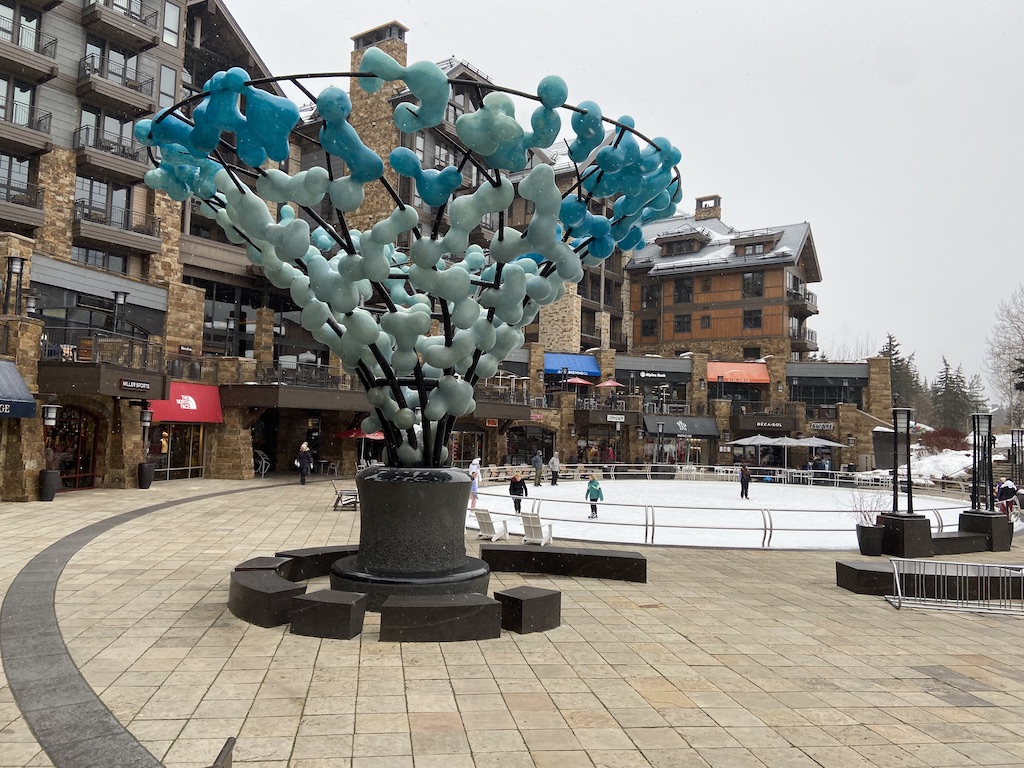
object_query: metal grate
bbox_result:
[886,557,1024,614]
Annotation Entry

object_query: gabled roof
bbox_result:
[626,212,821,283]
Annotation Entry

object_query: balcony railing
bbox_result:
[78,54,155,96]
[790,327,817,343]
[73,125,147,162]
[0,18,57,58]
[0,97,51,132]
[84,0,159,28]
[41,326,163,372]
[257,361,341,388]
[74,199,161,237]
[0,181,44,208]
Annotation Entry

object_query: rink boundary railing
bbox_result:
[473,489,967,549]
[478,462,971,500]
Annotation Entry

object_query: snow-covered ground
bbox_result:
[469,476,994,550]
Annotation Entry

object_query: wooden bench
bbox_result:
[379,593,502,642]
[479,544,647,583]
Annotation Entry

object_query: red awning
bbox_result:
[149,381,223,423]
[707,362,770,384]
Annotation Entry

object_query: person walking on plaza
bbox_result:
[509,472,528,514]
[585,474,603,519]
[739,461,751,499]
[549,451,561,485]
[532,450,544,486]
[997,477,1018,516]
[296,441,313,485]
[468,466,480,510]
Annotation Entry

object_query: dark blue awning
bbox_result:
[0,360,35,418]
[544,353,600,377]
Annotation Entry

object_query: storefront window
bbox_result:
[149,423,206,480]
[44,406,98,490]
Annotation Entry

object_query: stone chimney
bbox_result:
[694,194,722,221]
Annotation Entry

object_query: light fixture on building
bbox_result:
[3,255,24,314]
[41,400,60,427]
[569,424,576,437]
[112,290,128,331]
[892,407,913,514]
[971,412,994,512]
[24,294,37,315]
[847,433,856,446]
[722,429,731,442]
[140,406,153,429]
[777,381,784,392]
[698,377,706,390]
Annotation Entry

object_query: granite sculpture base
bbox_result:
[328,465,490,611]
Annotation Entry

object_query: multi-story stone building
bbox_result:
[0,6,895,501]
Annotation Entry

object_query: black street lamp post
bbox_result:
[972,413,994,511]
[1012,427,1024,484]
[892,407,913,514]
[657,421,664,464]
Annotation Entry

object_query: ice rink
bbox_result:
[469,476,985,550]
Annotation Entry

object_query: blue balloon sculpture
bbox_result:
[138,50,682,467]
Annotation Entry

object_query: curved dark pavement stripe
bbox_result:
[0,482,292,768]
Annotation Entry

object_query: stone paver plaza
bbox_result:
[3,477,1024,768]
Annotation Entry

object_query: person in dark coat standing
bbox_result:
[296,441,313,485]
[531,450,544,486]
[509,472,528,514]
[739,462,751,499]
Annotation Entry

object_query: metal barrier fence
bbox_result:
[886,558,1024,614]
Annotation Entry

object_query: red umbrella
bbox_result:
[335,428,385,440]
[596,379,624,387]
[564,376,593,386]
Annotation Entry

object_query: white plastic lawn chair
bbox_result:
[473,510,508,542]
[521,510,553,546]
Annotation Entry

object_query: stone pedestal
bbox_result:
[958,511,1012,552]
[880,513,934,558]
[330,465,490,610]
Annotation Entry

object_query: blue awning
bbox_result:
[544,353,600,377]
[0,360,35,418]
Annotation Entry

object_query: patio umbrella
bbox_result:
[564,376,593,386]
[800,436,846,448]
[596,379,624,387]
[725,434,776,446]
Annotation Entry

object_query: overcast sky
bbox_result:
[226,0,1023,398]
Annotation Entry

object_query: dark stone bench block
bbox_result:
[275,545,360,581]
[959,511,1013,552]
[931,531,990,556]
[494,586,561,633]
[836,560,893,595]
[234,556,293,573]
[290,589,367,640]
[379,593,501,642]
[228,570,306,628]
[480,544,647,583]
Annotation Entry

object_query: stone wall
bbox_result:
[164,282,205,360]
[537,286,581,352]
[34,149,76,259]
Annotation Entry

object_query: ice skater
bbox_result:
[739,462,751,499]
[509,472,527,514]
[585,474,603,519]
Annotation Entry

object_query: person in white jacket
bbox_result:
[548,452,561,486]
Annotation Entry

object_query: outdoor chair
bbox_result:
[331,480,358,510]
[521,510,553,546]
[472,509,508,542]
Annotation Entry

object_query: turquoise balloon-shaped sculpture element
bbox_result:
[389,147,462,207]
[139,52,681,467]
[317,86,385,183]
[191,67,299,166]
[358,48,451,132]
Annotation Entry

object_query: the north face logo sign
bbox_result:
[176,394,197,410]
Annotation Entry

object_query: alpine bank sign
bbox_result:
[637,370,667,378]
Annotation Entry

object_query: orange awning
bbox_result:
[707,362,770,384]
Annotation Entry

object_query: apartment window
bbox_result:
[664,239,696,255]
[79,105,134,150]
[158,65,177,110]
[76,175,128,222]
[0,74,35,127]
[162,1,180,46]
[700,315,711,329]
[640,284,659,308]
[743,243,765,255]
[742,309,762,329]
[743,347,761,360]
[673,277,693,303]
[72,245,126,274]
[700,277,712,292]
[0,2,41,53]
[0,151,29,195]
[742,270,764,298]
[85,35,139,86]
[641,318,657,337]
[673,314,691,333]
